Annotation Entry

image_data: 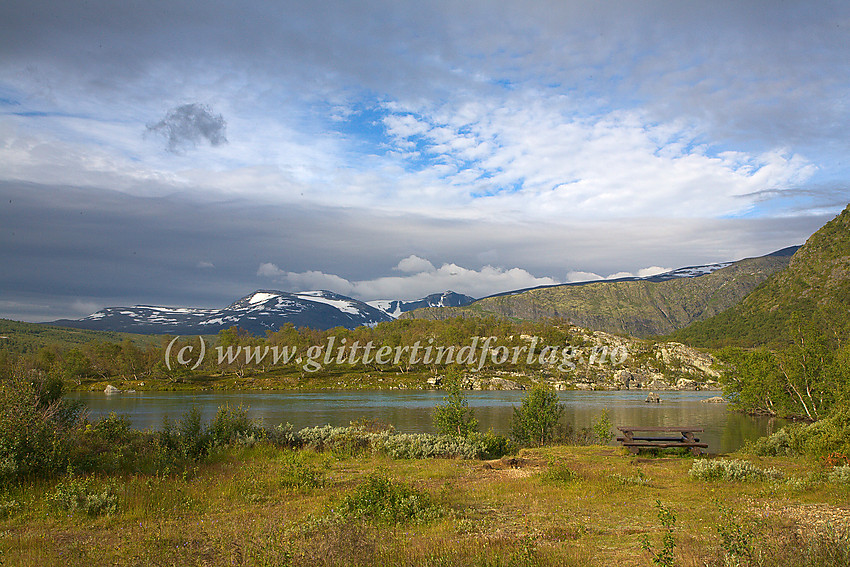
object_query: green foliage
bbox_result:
[278,451,327,491]
[688,459,783,482]
[290,424,511,460]
[336,472,441,524]
[641,500,677,567]
[510,384,565,447]
[468,430,515,460]
[208,404,264,446]
[715,505,756,565]
[48,474,119,516]
[744,406,850,458]
[0,367,83,482]
[715,323,850,419]
[433,368,478,438]
[591,409,614,443]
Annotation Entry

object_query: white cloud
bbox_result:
[196,261,215,269]
[566,271,603,283]
[395,255,436,273]
[257,259,559,301]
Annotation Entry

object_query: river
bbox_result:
[69,390,784,454]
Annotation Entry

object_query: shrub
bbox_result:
[510,384,565,447]
[689,459,783,482]
[279,451,326,491]
[0,498,19,518]
[433,369,478,438]
[208,404,264,447]
[592,409,615,444]
[268,422,302,448]
[468,430,515,460]
[828,464,850,484]
[48,475,119,516]
[744,406,850,458]
[336,472,441,524]
[612,471,651,486]
[0,368,83,482]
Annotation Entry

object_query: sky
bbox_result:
[1,1,849,321]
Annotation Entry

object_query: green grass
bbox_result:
[2,445,849,566]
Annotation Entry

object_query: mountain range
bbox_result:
[49,290,476,334]
[47,248,798,336]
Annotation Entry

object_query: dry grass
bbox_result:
[1,445,849,566]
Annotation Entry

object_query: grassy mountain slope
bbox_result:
[0,318,162,355]
[403,253,792,338]
[673,205,850,348]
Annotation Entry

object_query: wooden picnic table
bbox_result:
[616,426,707,456]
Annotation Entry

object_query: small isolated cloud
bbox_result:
[147,103,227,152]
[566,271,603,283]
[395,255,436,273]
[257,258,559,300]
[196,261,215,269]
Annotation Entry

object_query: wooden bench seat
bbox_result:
[617,426,707,455]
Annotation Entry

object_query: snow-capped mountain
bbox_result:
[367,291,476,318]
[51,290,394,334]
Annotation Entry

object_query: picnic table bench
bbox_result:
[617,426,707,456]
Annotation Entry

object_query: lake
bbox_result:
[69,390,785,454]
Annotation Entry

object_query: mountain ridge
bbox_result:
[401,248,798,338]
[672,205,850,348]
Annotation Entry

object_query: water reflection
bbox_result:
[69,390,784,454]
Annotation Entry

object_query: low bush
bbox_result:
[336,472,441,525]
[279,451,327,491]
[689,458,783,482]
[208,404,264,447]
[48,474,119,516]
[828,464,850,484]
[744,406,850,459]
[611,470,651,486]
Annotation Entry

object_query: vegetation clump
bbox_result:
[432,368,478,438]
[335,472,441,525]
[48,474,119,517]
[510,384,565,447]
[689,459,783,482]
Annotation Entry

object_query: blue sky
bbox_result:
[1,1,848,320]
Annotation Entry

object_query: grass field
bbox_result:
[2,444,848,567]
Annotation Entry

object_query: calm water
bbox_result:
[69,390,785,454]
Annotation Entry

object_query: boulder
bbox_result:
[104,384,121,394]
[701,396,726,404]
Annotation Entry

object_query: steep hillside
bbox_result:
[673,205,850,348]
[402,251,794,338]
